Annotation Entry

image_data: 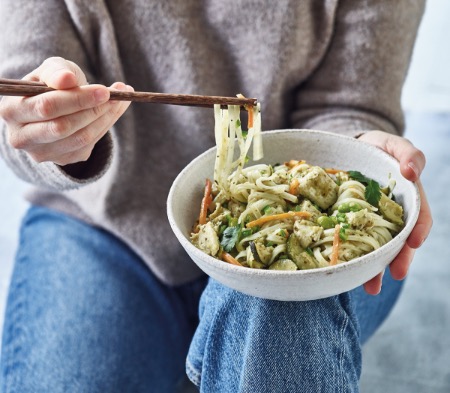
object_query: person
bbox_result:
[0,1,432,392]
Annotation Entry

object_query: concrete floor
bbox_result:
[0,112,448,392]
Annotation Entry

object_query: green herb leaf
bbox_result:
[236,119,241,128]
[365,179,382,206]
[348,170,371,184]
[348,170,382,206]
[220,226,241,252]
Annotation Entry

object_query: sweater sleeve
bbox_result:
[0,0,113,190]
[291,0,425,137]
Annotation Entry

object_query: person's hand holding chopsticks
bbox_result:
[0,56,133,166]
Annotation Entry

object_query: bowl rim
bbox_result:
[167,129,421,278]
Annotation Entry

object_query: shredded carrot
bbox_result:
[330,224,341,266]
[247,106,254,129]
[222,252,243,267]
[198,178,213,226]
[325,168,346,175]
[288,178,300,195]
[246,211,311,228]
[285,159,305,169]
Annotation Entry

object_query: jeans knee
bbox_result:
[188,279,362,392]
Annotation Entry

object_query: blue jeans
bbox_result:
[0,206,403,392]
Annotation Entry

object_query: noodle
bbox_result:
[190,106,404,270]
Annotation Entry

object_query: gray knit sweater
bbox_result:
[0,0,424,285]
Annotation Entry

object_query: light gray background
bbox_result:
[1,1,449,391]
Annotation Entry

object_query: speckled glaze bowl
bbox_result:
[167,129,420,301]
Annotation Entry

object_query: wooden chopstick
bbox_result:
[0,78,257,109]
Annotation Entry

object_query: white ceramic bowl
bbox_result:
[167,129,420,301]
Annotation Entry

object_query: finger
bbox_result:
[26,92,131,165]
[52,141,98,167]
[26,57,88,89]
[10,101,112,148]
[12,84,110,124]
[389,244,416,281]
[363,271,384,295]
[406,179,433,249]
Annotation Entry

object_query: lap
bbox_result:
[0,206,206,393]
[187,270,403,392]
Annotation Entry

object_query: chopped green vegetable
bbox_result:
[338,224,349,241]
[241,229,252,238]
[338,202,362,213]
[336,212,347,223]
[262,205,272,214]
[225,215,238,227]
[317,216,336,229]
[219,224,227,235]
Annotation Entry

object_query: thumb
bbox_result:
[26,57,88,90]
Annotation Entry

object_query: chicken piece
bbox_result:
[378,193,404,226]
[297,200,323,222]
[196,222,220,257]
[346,209,375,230]
[228,200,245,218]
[297,166,338,209]
[293,220,324,248]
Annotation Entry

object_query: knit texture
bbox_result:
[0,0,424,285]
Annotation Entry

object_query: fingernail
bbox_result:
[408,161,420,178]
[114,82,127,91]
[94,89,109,103]
[418,237,426,248]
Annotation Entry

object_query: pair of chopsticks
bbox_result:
[0,77,257,110]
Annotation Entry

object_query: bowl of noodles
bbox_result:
[167,120,420,301]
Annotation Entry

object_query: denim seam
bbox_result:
[338,308,350,393]
[186,358,201,387]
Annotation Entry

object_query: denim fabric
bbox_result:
[0,206,403,392]
[0,206,207,393]
[187,271,403,392]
